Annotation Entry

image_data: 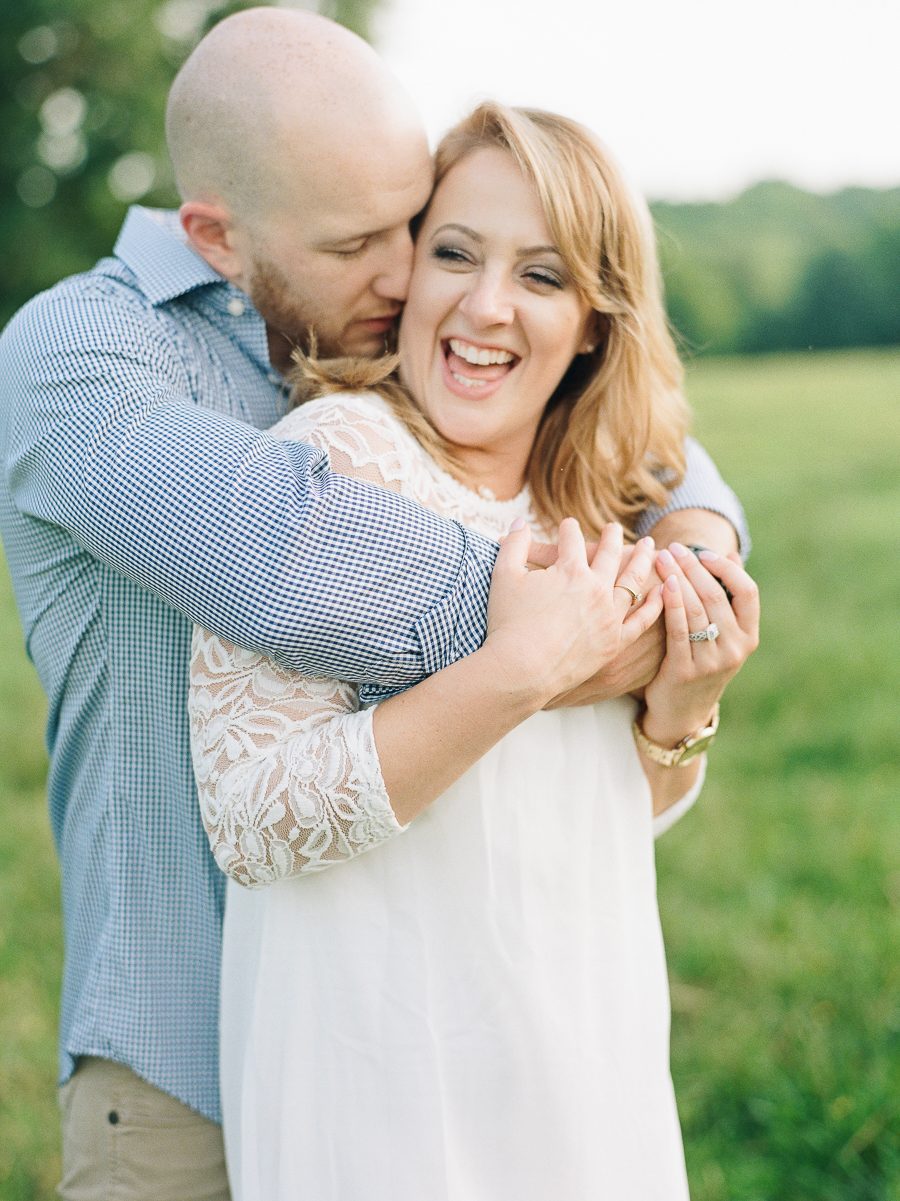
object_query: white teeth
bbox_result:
[448,338,514,366]
[451,372,489,389]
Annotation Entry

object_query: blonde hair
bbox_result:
[290,101,689,538]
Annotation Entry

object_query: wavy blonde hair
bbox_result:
[290,101,689,538]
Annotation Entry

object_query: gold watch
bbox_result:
[633,704,719,767]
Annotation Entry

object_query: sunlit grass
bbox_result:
[661,347,900,1200]
[0,560,59,1198]
[1,346,899,1198]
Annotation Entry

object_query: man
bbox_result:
[0,8,747,1198]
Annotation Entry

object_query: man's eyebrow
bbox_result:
[318,228,383,247]
[431,224,561,256]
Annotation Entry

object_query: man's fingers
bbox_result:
[555,516,589,568]
[525,540,559,569]
[493,517,533,577]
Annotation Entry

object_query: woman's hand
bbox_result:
[483,518,664,710]
[641,542,760,749]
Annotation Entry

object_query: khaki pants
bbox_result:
[57,1056,231,1201]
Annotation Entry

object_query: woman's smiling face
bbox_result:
[398,147,595,497]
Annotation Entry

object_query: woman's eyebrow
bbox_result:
[431,223,561,258]
[431,223,482,242]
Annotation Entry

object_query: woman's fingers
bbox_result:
[659,571,696,660]
[656,548,713,643]
[666,543,734,620]
[697,549,761,638]
[595,530,656,617]
[621,579,664,642]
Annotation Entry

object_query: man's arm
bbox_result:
[0,284,496,697]
[635,436,750,559]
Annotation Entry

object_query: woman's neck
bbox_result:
[449,444,528,501]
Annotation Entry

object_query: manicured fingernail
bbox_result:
[509,517,525,532]
[657,548,675,568]
[669,542,688,558]
[640,536,655,549]
[665,574,680,592]
[698,549,718,563]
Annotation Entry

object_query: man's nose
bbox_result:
[458,271,515,328]
[371,227,415,302]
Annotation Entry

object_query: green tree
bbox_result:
[0,0,382,329]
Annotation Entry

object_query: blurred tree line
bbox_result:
[2,0,899,356]
[652,182,900,355]
[0,0,380,329]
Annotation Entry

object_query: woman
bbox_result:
[189,103,758,1199]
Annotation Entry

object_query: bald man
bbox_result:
[0,8,748,1199]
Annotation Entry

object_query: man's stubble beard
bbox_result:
[247,255,343,361]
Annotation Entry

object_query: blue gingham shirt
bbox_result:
[0,207,748,1122]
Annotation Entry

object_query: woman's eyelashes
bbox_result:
[524,268,564,290]
[430,243,567,290]
[431,243,471,266]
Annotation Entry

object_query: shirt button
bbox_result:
[226,297,245,317]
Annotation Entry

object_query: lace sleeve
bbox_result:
[189,394,424,887]
[189,627,404,887]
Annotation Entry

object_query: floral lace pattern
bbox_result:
[189,392,546,888]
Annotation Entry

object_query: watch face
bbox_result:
[678,731,717,763]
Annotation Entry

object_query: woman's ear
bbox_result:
[180,201,244,282]
[578,312,608,356]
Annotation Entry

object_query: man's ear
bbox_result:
[180,201,244,282]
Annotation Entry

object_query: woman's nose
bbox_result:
[458,272,515,327]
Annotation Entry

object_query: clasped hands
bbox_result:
[516,522,760,720]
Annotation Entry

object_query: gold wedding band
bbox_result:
[615,584,642,605]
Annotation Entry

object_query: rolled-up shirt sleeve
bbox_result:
[0,283,496,698]
[635,436,751,559]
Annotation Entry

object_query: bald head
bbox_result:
[167,8,433,365]
[166,7,426,222]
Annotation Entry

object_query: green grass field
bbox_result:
[1,347,899,1199]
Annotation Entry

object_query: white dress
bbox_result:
[189,392,697,1201]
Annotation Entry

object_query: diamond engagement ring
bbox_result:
[688,623,720,642]
[615,584,642,604]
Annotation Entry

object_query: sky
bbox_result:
[375,0,900,202]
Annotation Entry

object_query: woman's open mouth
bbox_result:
[441,337,519,396]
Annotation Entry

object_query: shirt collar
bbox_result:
[114,206,226,306]
[114,206,279,377]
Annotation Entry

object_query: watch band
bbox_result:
[632,703,720,767]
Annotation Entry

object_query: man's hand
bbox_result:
[541,509,741,708]
[542,609,665,707]
[647,508,739,558]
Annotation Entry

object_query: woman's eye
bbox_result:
[525,269,564,290]
[432,244,471,265]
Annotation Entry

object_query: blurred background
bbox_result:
[1,1,899,1198]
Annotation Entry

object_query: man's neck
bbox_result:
[266,326,295,376]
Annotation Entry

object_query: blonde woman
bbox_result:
[190,104,758,1199]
